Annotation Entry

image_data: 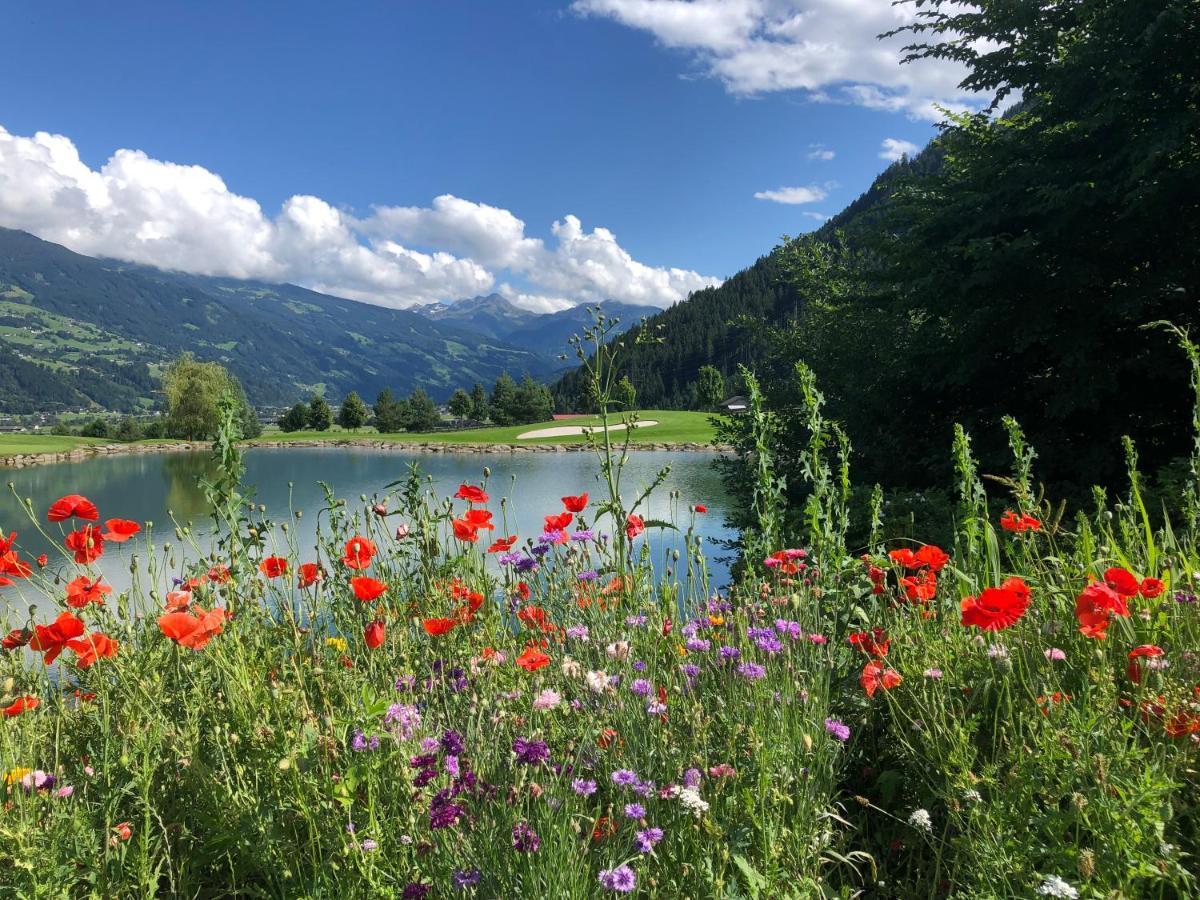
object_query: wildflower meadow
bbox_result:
[2,329,1200,899]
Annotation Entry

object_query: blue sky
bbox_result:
[0,0,973,311]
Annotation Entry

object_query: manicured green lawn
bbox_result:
[259,409,719,446]
[0,433,114,455]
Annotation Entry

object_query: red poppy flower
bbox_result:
[164,589,192,613]
[350,576,387,602]
[960,579,1031,631]
[562,494,588,513]
[914,545,950,573]
[47,494,99,522]
[848,627,891,657]
[464,508,495,530]
[158,606,228,650]
[0,531,15,554]
[36,553,48,568]
[0,551,32,579]
[65,576,111,608]
[860,660,902,698]
[488,535,517,553]
[101,518,140,543]
[516,581,531,601]
[64,526,104,564]
[1126,643,1165,683]
[901,569,938,602]
[297,562,323,588]
[2,628,32,650]
[29,611,86,664]
[364,619,386,649]
[2,695,39,718]
[342,536,377,569]
[1139,577,1165,599]
[67,633,119,668]
[1103,567,1140,598]
[1165,711,1200,738]
[625,514,645,540]
[452,518,479,542]
[544,512,573,533]
[887,548,918,569]
[423,617,457,636]
[592,815,617,841]
[517,605,549,629]
[455,484,489,504]
[259,556,288,578]
[1074,581,1128,640]
[1000,510,1042,533]
[515,646,550,671]
[694,504,708,514]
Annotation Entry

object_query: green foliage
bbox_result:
[447,388,473,420]
[696,364,725,410]
[336,391,368,431]
[372,388,404,433]
[278,402,308,433]
[79,418,110,439]
[613,375,636,411]
[162,353,256,441]
[306,394,333,432]
[489,372,518,426]
[403,387,440,433]
[468,382,489,421]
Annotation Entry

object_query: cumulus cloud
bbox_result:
[572,0,982,120]
[753,184,828,204]
[879,137,920,161]
[0,124,720,309]
[807,144,835,161]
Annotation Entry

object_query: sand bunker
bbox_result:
[516,420,659,440]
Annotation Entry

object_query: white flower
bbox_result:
[606,641,630,660]
[907,808,933,832]
[1036,874,1078,898]
[677,787,709,818]
[585,670,609,694]
[962,789,982,804]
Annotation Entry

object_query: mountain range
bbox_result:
[0,228,652,413]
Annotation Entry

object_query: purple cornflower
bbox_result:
[611,769,639,787]
[685,638,711,652]
[351,730,380,752]
[630,678,652,697]
[631,779,656,797]
[737,661,767,680]
[625,615,647,626]
[598,864,637,893]
[680,663,700,679]
[452,868,482,889]
[824,717,850,742]
[753,633,784,654]
[646,701,667,715]
[572,778,598,796]
[577,569,599,582]
[1175,591,1197,604]
[624,802,646,819]
[566,624,590,641]
[683,768,702,789]
[497,551,522,567]
[361,839,379,852]
[512,737,551,765]
[923,667,943,679]
[385,703,421,739]
[718,645,741,661]
[511,821,541,853]
[429,794,466,830]
[395,674,416,691]
[635,826,664,853]
[441,730,466,756]
[774,619,803,639]
[632,659,647,672]
[571,529,596,542]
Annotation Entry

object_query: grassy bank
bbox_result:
[257,409,718,446]
[0,434,118,456]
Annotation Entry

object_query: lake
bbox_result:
[0,447,736,611]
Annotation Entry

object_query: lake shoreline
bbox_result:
[0,436,732,468]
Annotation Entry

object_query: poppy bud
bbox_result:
[364,620,386,650]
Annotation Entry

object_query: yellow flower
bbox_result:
[4,767,31,785]
[325,637,348,653]
[676,643,688,657]
[708,615,725,626]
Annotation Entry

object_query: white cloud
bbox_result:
[0,124,720,310]
[572,0,982,120]
[807,144,835,161]
[879,137,920,161]
[754,184,828,205]
[801,211,829,222]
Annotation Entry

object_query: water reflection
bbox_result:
[1,448,735,607]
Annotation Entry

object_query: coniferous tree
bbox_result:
[337,391,368,431]
[448,388,473,420]
[405,388,440,433]
[490,372,518,426]
[307,394,333,432]
[469,383,489,421]
[373,388,404,433]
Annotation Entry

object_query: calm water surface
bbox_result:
[1,448,735,611]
